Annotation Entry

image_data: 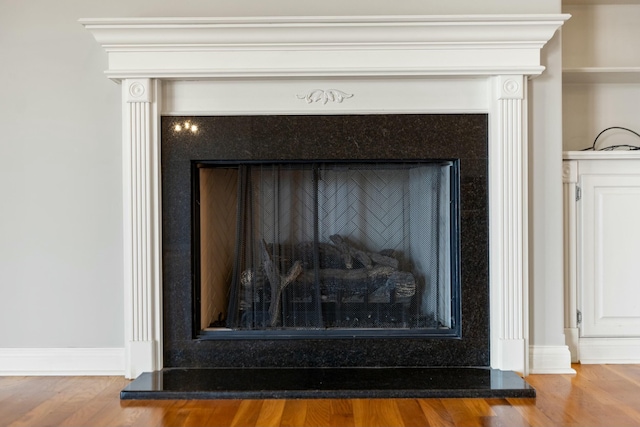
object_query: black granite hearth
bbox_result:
[121,367,534,400]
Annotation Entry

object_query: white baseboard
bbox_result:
[0,348,125,376]
[528,345,576,374]
[579,338,640,364]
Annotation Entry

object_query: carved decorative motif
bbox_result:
[297,89,354,104]
[498,76,524,100]
[503,79,519,95]
[125,79,152,103]
[129,82,145,98]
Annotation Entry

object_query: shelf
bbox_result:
[563,67,640,83]
[563,0,640,5]
[564,150,640,160]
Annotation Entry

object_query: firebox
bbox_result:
[162,114,488,368]
[195,160,461,337]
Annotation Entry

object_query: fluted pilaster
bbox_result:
[122,79,162,379]
[489,75,528,374]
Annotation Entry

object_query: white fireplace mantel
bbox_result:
[81,15,567,80]
[82,14,569,379]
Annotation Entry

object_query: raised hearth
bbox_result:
[121,367,535,400]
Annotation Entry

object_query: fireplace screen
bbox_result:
[195,161,460,335]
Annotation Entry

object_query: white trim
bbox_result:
[0,348,125,376]
[161,78,489,116]
[563,160,579,363]
[565,327,580,363]
[122,79,163,379]
[529,345,576,374]
[80,15,569,81]
[489,75,529,376]
[579,338,640,364]
[564,150,640,160]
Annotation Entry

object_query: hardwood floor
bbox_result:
[1,364,640,426]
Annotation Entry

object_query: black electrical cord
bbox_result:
[582,126,640,151]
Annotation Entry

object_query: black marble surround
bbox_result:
[161,114,489,369]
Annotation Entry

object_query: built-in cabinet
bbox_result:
[562,0,640,363]
[564,153,640,363]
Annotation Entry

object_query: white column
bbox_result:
[122,79,163,379]
[489,75,528,374]
[563,160,580,362]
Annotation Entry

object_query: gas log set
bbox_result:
[231,234,418,330]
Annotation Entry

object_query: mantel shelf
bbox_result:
[81,14,568,81]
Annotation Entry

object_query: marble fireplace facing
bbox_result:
[81,14,568,380]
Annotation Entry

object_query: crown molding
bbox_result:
[81,14,569,81]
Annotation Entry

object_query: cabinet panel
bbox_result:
[580,173,640,337]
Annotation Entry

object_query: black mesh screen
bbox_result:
[198,161,460,332]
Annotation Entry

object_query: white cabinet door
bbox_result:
[579,173,640,338]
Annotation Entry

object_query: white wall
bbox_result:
[0,0,564,372]
[0,2,125,348]
[529,34,569,348]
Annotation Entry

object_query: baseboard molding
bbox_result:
[528,345,576,374]
[0,348,125,376]
[579,338,640,364]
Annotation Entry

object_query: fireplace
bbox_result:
[81,14,568,380]
[162,114,487,368]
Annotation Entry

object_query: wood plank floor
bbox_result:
[1,364,640,426]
